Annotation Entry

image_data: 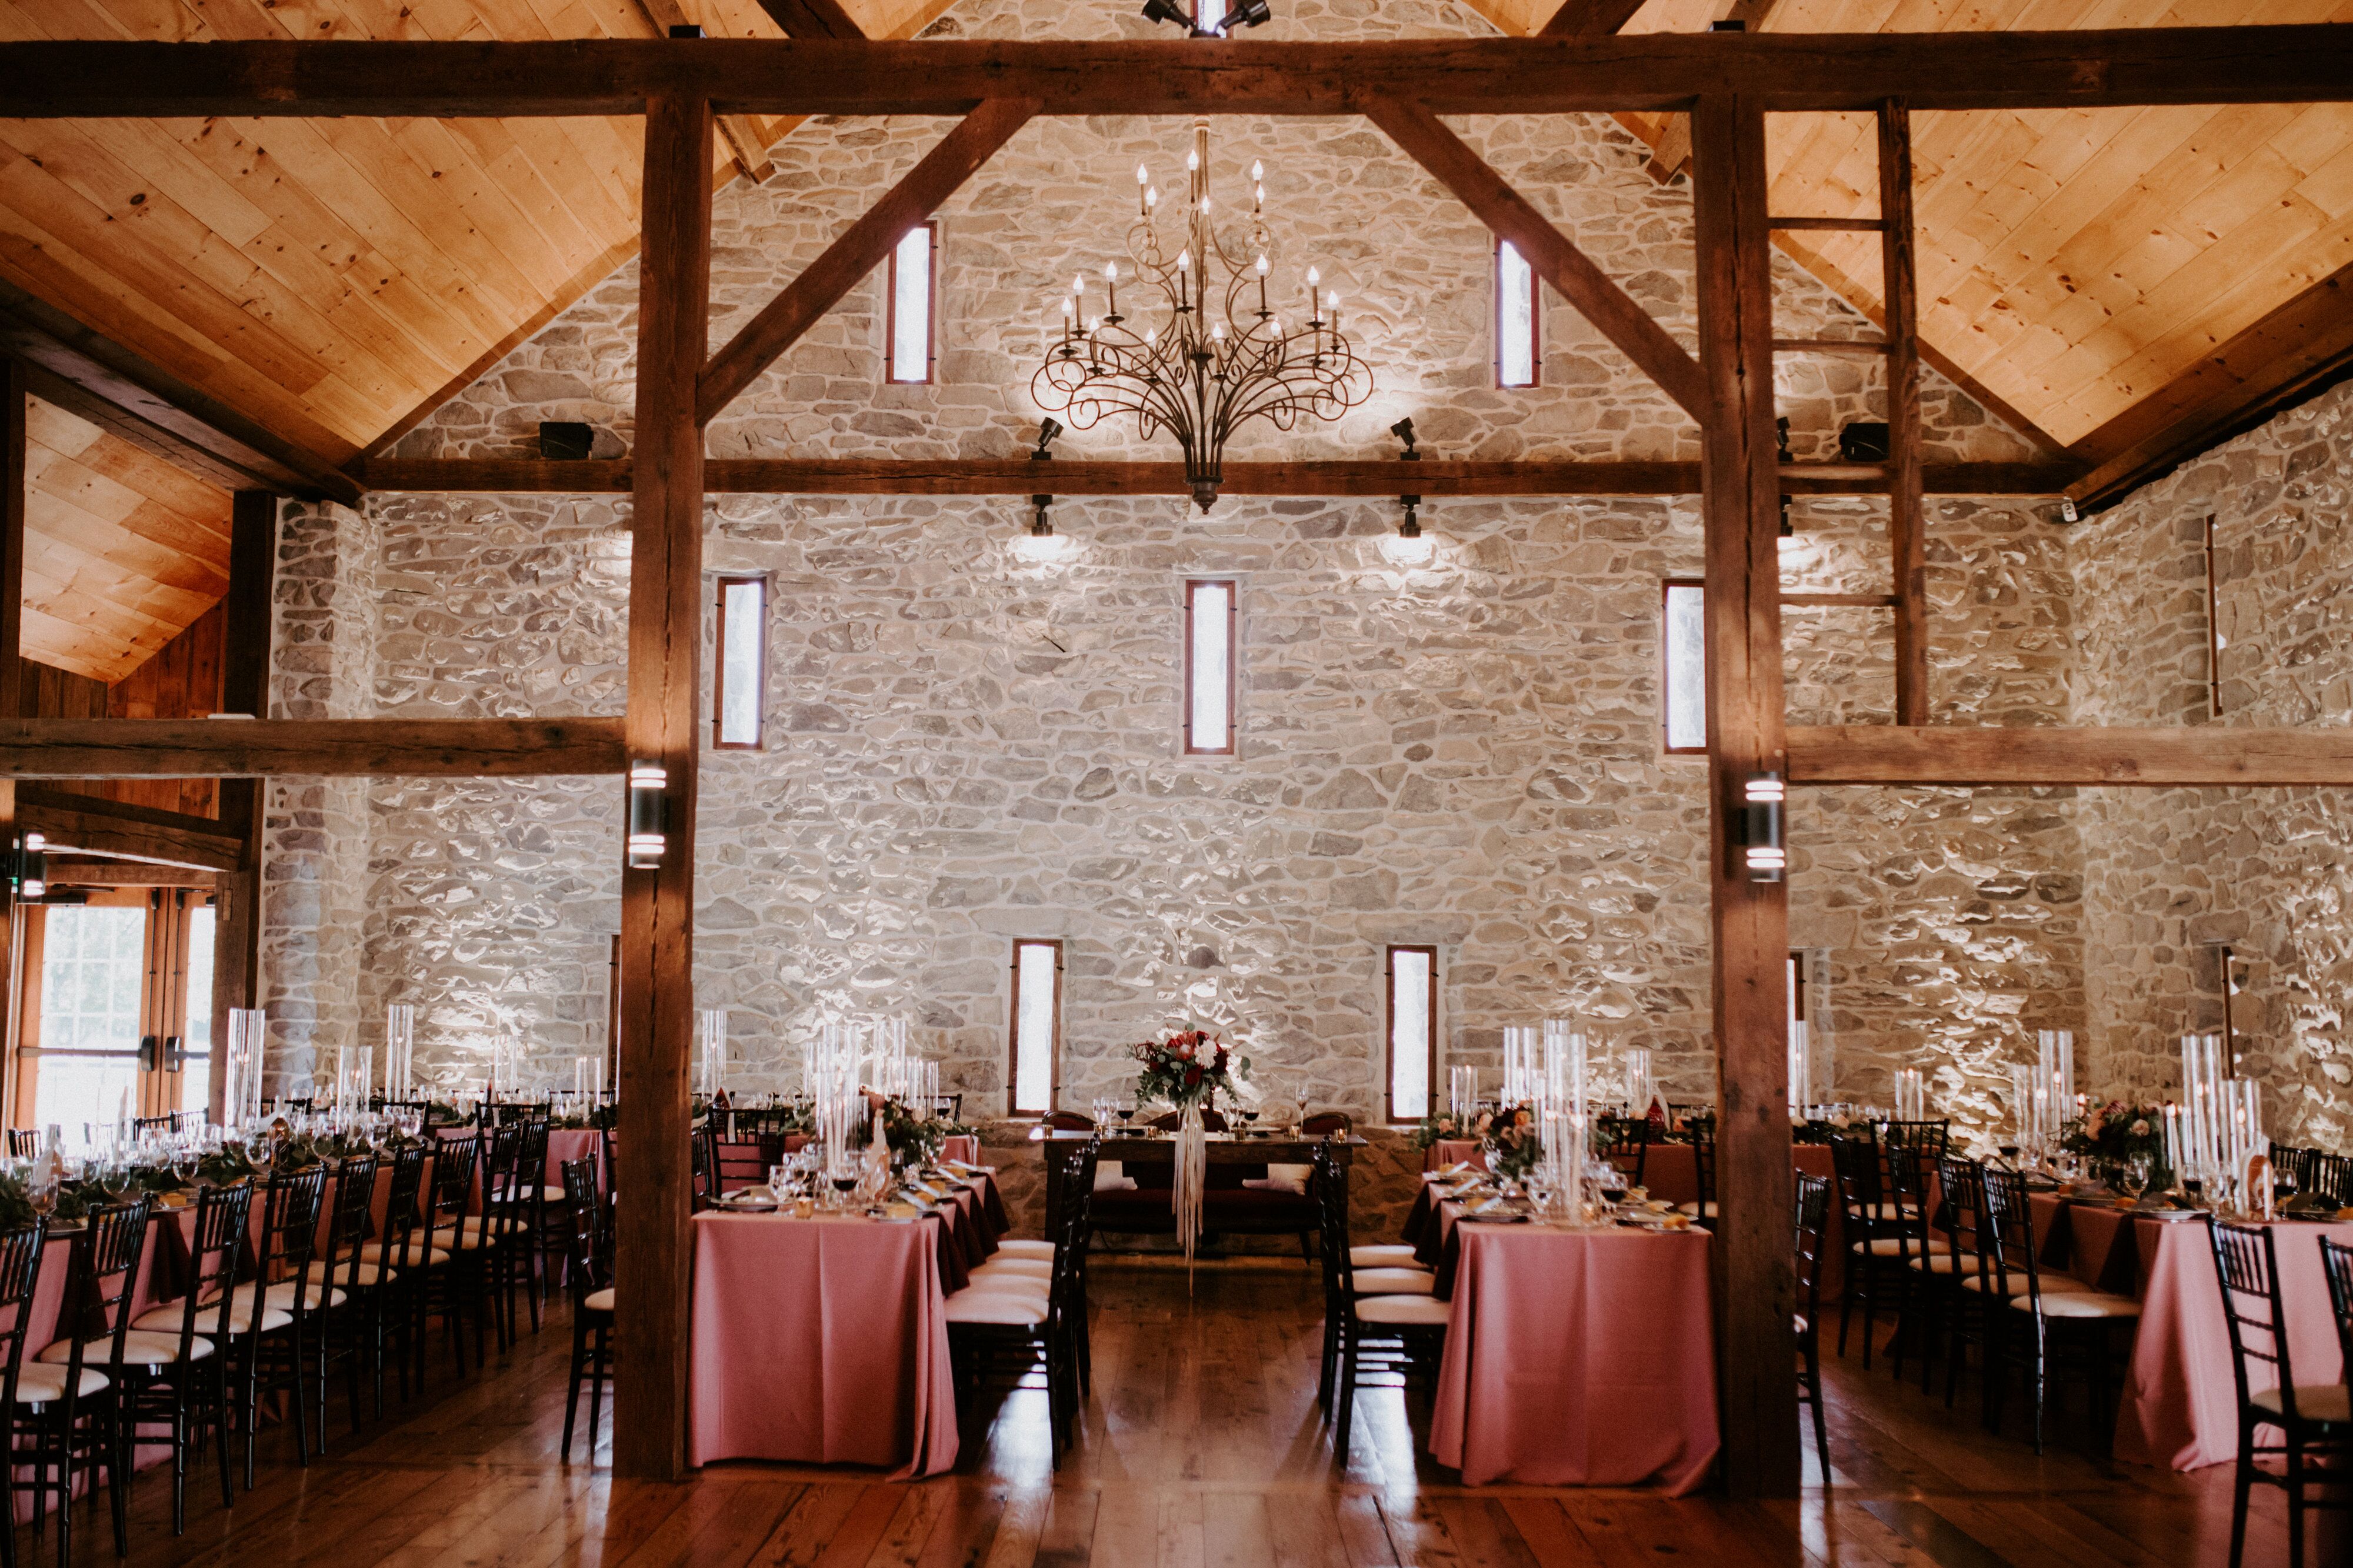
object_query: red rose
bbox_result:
[1185,1066,1202,1087]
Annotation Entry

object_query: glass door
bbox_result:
[11,889,209,1147]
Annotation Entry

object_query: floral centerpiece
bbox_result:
[875,1097,976,1167]
[1408,1108,1478,1150]
[1482,1102,1543,1182]
[1130,1028,1249,1275]
[1131,1027,1247,1111]
[2061,1100,2171,1190]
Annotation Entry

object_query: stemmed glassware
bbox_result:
[2118,1153,2151,1206]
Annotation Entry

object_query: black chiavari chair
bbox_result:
[1979,1166,2133,1454]
[1794,1172,1833,1479]
[122,1181,252,1531]
[0,1218,48,1568]
[308,1153,379,1443]
[944,1137,1098,1467]
[2321,1237,2353,1402]
[1829,1135,1908,1367]
[1307,1141,1446,1460]
[236,1166,326,1488]
[359,1140,434,1406]
[27,1198,150,1565]
[556,1159,612,1462]
[2210,1220,2351,1567]
[6,1130,37,1159]
[1598,1117,1650,1190]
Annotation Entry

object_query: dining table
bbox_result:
[1415,1185,1719,1493]
[688,1205,960,1477]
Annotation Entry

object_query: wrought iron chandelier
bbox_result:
[1030,120,1374,511]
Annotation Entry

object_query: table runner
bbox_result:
[1428,1223,1719,1492]
[688,1210,958,1477]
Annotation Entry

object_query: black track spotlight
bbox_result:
[1141,0,1192,29]
[1033,416,1063,460]
[1225,0,1271,27]
[1390,416,1419,461]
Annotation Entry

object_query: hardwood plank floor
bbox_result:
[28,1260,2294,1568]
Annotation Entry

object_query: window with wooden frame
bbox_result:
[1182,578,1238,756]
[712,574,768,749]
[885,222,937,385]
[1661,577,1707,755]
[1009,938,1062,1116]
[9,888,211,1140]
[1495,239,1539,389]
[1385,945,1438,1123]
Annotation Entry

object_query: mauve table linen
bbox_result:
[1428,1224,1719,1493]
[689,1210,959,1477]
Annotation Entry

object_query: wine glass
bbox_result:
[29,1172,59,1222]
[2274,1159,2301,1213]
[2119,1154,2151,1205]
[1238,1106,1259,1136]
[829,1172,858,1210]
[1524,1172,1555,1222]
[1115,1104,1136,1137]
[768,1164,790,1205]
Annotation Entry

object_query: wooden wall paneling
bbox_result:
[1691,90,1800,1502]
[209,489,272,1126]
[616,89,711,1484]
[1878,102,1927,726]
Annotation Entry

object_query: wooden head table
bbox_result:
[1042,1130,1365,1242]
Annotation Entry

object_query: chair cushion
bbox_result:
[307,1259,386,1289]
[2011,1290,2141,1320]
[358,1239,449,1269]
[9,1362,109,1405]
[1349,1245,1426,1269]
[1906,1253,1965,1273]
[968,1259,1052,1282]
[945,1290,1049,1327]
[265,1280,347,1313]
[1794,1313,1809,1336]
[994,1239,1055,1261]
[1355,1295,1452,1326]
[1094,1163,1138,1193]
[1959,1272,2093,1296]
[2254,1384,2353,1424]
[964,1269,1050,1296]
[1677,1201,1719,1219]
[131,1297,288,1338]
[1857,1236,1952,1257]
[583,1287,615,1313]
[1352,1267,1437,1296]
[41,1331,214,1368]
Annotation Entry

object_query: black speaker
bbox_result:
[1838,421,1891,463]
[539,421,595,462]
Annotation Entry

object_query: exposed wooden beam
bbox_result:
[630,5,775,182]
[0,285,361,506]
[2,358,24,720]
[758,0,862,37]
[0,718,628,779]
[1787,726,2353,788]
[1691,89,1799,1502]
[1360,96,1707,423]
[353,455,2075,497]
[615,91,711,1486]
[2065,261,2353,515]
[15,789,242,872]
[1879,101,1927,726]
[46,858,216,886]
[1538,0,1645,35]
[211,491,275,1124]
[698,96,1039,424]
[4,30,2351,119]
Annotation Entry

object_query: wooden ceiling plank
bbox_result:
[21,490,232,602]
[423,116,614,269]
[385,119,581,304]
[0,281,360,501]
[17,606,154,682]
[22,440,232,569]
[19,565,193,643]
[22,398,234,528]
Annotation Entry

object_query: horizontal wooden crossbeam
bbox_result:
[1785,725,2353,787]
[350,457,2078,496]
[2,29,2349,119]
[16,789,245,871]
[0,719,628,779]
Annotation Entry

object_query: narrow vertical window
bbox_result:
[2203,512,2223,717]
[886,223,936,385]
[1495,239,1539,389]
[1662,577,1707,754]
[1183,578,1237,756]
[1009,939,1062,1115]
[712,574,767,749]
[1386,945,1438,1123]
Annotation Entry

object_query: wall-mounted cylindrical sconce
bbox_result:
[11,831,46,901]
[1740,771,1785,882]
[626,760,668,869]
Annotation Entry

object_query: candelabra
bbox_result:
[1031,120,1373,511]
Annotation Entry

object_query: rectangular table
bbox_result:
[1427,1216,1719,1493]
[688,1209,959,1477]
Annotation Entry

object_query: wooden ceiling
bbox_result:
[5,0,2352,686]
[1603,0,2353,455]
[21,393,230,682]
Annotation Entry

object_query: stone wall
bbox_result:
[258,0,2089,1154]
[2071,378,2353,1146]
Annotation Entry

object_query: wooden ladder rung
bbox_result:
[1772,337,1893,355]
[1780,593,1901,608]
[1768,216,1887,232]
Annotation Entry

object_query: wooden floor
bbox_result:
[28,1260,2293,1567]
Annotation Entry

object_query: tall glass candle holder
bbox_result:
[385,1003,415,1101]
[1892,1067,1925,1122]
[698,1010,726,1099]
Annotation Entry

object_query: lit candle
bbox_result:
[1251,159,1264,214]
[1104,260,1118,318]
[1136,162,1149,216]
[1306,265,1320,322]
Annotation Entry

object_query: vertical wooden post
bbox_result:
[1879,101,1928,726]
[1,359,25,1129]
[614,89,711,1483]
[1691,92,1801,1500]
[211,490,276,1122]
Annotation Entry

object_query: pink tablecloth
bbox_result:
[1429,1225,1718,1493]
[688,1212,958,1477]
[548,1129,602,1191]
[2115,1217,2352,1471]
[942,1135,980,1167]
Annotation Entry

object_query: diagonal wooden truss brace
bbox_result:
[1359,96,1708,423]
[696,96,1040,426]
